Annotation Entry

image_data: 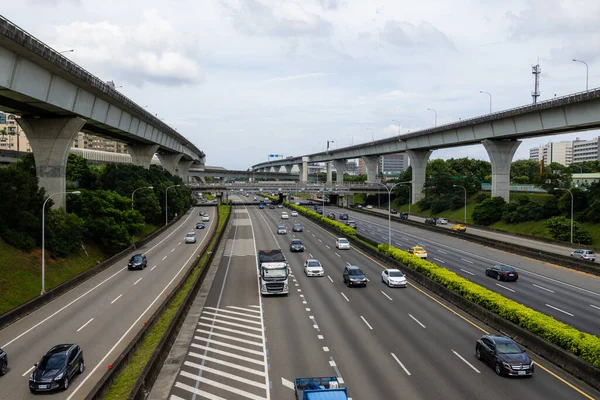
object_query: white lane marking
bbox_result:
[76,318,94,332]
[203,307,262,319]
[460,258,474,264]
[460,269,475,276]
[196,330,262,347]
[198,323,263,340]
[110,294,122,304]
[329,360,337,367]
[328,276,334,283]
[173,382,228,400]
[309,253,313,258]
[201,311,262,325]
[309,316,315,320]
[178,373,266,400]
[171,248,175,252]
[162,256,167,261]
[546,304,575,317]
[434,258,446,264]
[452,349,481,373]
[305,308,311,311]
[312,234,316,237]
[181,366,266,390]
[341,292,350,302]
[381,291,393,301]
[438,249,448,254]
[178,242,182,246]
[335,253,341,258]
[297,289,302,292]
[533,284,555,293]
[391,353,411,376]
[191,343,264,365]
[248,305,261,308]
[295,283,299,287]
[395,242,402,246]
[325,245,331,249]
[299,294,304,298]
[134,277,143,285]
[225,305,261,314]
[151,265,157,271]
[193,337,264,356]
[360,316,373,330]
[281,377,295,390]
[199,316,263,332]
[318,335,324,340]
[408,314,426,328]
[591,304,600,311]
[323,347,330,352]
[22,366,35,377]
[318,239,323,243]
[313,325,319,329]
[346,262,351,266]
[496,283,515,293]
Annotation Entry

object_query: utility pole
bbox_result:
[531,59,541,105]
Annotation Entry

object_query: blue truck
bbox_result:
[259,200,265,209]
[294,376,348,400]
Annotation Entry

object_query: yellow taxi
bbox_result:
[408,246,428,259]
[452,224,467,232]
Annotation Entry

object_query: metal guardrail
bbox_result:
[480,183,547,193]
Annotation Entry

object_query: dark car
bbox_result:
[127,254,147,270]
[196,222,205,229]
[29,344,84,392]
[485,265,518,281]
[0,348,7,376]
[316,209,323,215]
[424,217,436,225]
[327,212,336,220]
[339,213,349,220]
[292,223,304,232]
[269,204,275,209]
[343,265,367,287]
[475,335,533,377]
[199,210,206,216]
[346,220,357,229]
[289,239,305,252]
[390,209,398,214]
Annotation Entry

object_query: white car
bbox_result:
[277,225,288,234]
[277,204,283,208]
[436,218,448,225]
[291,211,298,217]
[336,238,351,250]
[281,212,289,220]
[381,269,407,287]
[185,232,197,243]
[366,205,373,209]
[304,259,324,277]
[202,215,210,222]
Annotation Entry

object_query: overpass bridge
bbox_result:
[0,16,205,206]
[251,88,600,203]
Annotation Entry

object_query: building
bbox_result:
[378,153,405,175]
[572,137,599,163]
[529,141,572,166]
[573,173,600,187]
[357,158,366,175]
[345,159,358,176]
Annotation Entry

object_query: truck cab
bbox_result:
[258,250,289,295]
[294,376,347,400]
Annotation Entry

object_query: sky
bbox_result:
[4,0,600,169]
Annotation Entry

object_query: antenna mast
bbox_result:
[531,58,541,104]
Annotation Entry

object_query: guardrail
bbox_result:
[0,208,190,331]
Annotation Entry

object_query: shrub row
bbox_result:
[377,244,600,368]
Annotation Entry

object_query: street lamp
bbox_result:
[131,186,154,246]
[554,188,574,243]
[480,91,492,114]
[59,49,74,54]
[427,108,437,127]
[367,128,374,141]
[572,59,589,90]
[165,184,180,226]
[374,181,412,247]
[572,164,583,187]
[392,120,401,135]
[41,191,81,295]
[453,184,467,223]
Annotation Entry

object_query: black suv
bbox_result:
[327,212,336,220]
[475,335,533,376]
[0,348,7,376]
[343,265,367,287]
[339,213,349,220]
[424,218,436,225]
[289,239,305,252]
[29,344,84,392]
[127,254,147,270]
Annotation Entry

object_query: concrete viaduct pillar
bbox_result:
[483,139,521,202]
[333,159,346,184]
[157,153,183,176]
[177,160,194,184]
[128,144,159,169]
[326,162,333,186]
[17,116,86,209]
[284,165,293,174]
[407,150,432,204]
[362,156,379,183]
[299,157,309,184]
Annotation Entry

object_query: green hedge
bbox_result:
[286,203,356,237]
[378,244,600,368]
[261,194,278,201]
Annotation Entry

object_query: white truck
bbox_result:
[258,250,289,295]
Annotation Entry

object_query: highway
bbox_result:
[163,195,599,400]
[0,205,216,399]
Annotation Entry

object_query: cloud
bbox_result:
[265,72,333,82]
[381,20,456,51]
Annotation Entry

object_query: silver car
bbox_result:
[277,225,287,234]
[570,249,596,262]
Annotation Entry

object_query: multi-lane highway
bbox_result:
[161,196,599,400]
[0,206,216,399]
[328,205,600,336]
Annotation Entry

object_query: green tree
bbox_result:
[545,216,592,244]
[556,188,588,220]
[534,162,572,191]
[66,153,97,189]
[46,208,85,257]
[472,196,505,226]
[16,152,37,177]
[511,159,540,183]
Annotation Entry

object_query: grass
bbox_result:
[102,205,231,400]
[204,193,215,200]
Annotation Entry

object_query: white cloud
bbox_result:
[382,20,456,51]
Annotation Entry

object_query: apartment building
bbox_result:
[572,137,599,163]
[529,141,572,166]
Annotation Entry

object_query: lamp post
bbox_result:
[572,164,583,187]
[165,185,180,226]
[392,120,401,135]
[374,181,412,247]
[59,49,74,54]
[427,108,437,127]
[480,91,492,114]
[572,59,589,90]
[367,128,374,141]
[453,184,467,223]
[41,191,81,295]
[131,186,154,246]
[554,188,574,243]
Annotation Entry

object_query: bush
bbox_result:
[502,196,545,224]
[45,208,85,257]
[475,192,489,203]
[545,216,592,244]
[472,196,505,225]
[0,227,36,251]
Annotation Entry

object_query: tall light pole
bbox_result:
[59,49,74,54]
[480,91,492,114]
[366,128,374,141]
[165,184,180,226]
[392,120,401,135]
[572,164,583,187]
[555,188,574,243]
[427,108,437,127]
[572,59,589,90]
[453,184,467,223]
[131,186,154,246]
[374,181,412,247]
[41,191,81,295]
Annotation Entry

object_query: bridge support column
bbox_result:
[326,162,333,186]
[362,156,379,183]
[284,165,292,174]
[407,150,432,204]
[17,116,86,209]
[333,160,346,184]
[483,139,521,202]
[157,153,183,175]
[128,144,159,169]
[299,157,308,184]
[177,160,193,183]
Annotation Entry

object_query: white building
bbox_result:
[572,137,599,163]
[529,141,572,166]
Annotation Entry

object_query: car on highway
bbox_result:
[316,209,323,215]
[475,335,533,376]
[346,220,357,228]
[304,259,324,276]
[366,205,373,209]
[0,347,7,376]
[390,209,398,214]
[199,210,206,216]
[408,246,427,259]
[339,213,349,220]
[570,249,596,262]
[291,211,299,217]
[289,239,305,252]
[485,265,518,281]
[343,265,367,287]
[281,212,290,220]
[292,223,304,232]
[185,232,197,244]
[29,344,84,392]
[127,253,147,270]
[202,214,210,222]
[452,223,467,232]
[336,238,351,250]
[381,269,407,287]
[424,218,436,225]
[269,204,275,209]
[277,225,288,234]
[327,212,336,220]
[436,218,448,225]
[196,222,205,229]
[278,204,284,208]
